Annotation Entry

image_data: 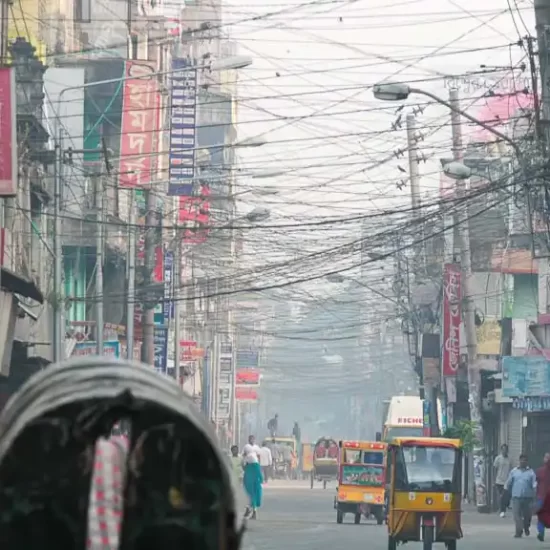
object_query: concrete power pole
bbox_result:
[141,188,156,366]
[535,0,550,324]
[95,175,104,354]
[126,192,136,359]
[448,89,482,437]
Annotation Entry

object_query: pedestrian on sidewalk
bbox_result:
[259,442,273,483]
[243,450,263,519]
[535,452,550,541]
[230,445,244,483]
[506,453,537,538]
[494,444,512,517]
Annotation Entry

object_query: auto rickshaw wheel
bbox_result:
[337,509,344,524]
[423,526,434,550]
[388,536,397,550]
[354,512,361,524]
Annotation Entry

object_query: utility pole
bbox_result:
[141,187,156,366]
[406,114,421,212]
[95,175,104,354]
[449,89,482,436]
[53,135,64,362]
[534,0,550,322]
[173,239,181,380]
[126,191,136,359]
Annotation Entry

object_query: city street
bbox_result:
[242,481,539,550]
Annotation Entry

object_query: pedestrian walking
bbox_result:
[242,435,261,458]
[259,442,273,482]
[536,452,550,541]
[494,444,512,517]
[506,453,537,538]
[243,450,263,519]
[230,445,244,483]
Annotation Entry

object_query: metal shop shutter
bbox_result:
[505,407,523,468]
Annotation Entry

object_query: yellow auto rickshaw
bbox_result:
[387,437,463,550]
[301,442,314,479]
[311,437,339,489]
[334,440,387,524]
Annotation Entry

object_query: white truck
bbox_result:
[383,396,424,441]
[382,395,442,441]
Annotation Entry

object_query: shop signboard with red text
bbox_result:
[118,60,160,188]
[442,263,461,376]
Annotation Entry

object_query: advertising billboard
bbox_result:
[71,341,121,358]
[168,58,197,196]
[236,368,260,386]
[235,387,258,402]
[154,327,168,374]
[502,356,550,397]
[442,263,461,377]
[0,68,17,196]
[118,60,159,188]
[237,349,259,368]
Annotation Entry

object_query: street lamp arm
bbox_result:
[409,87,522,159]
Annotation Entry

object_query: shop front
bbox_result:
[502,356,550,467]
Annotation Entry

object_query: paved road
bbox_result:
[241,481,539,550]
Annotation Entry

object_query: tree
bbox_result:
[443,420,479,452]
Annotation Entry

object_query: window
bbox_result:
[74,0,91,22]
[395,445,460,493]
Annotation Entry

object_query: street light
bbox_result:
[442,161,472,180]
[236,135,269,148]
[372,83,520,155]
[209,55,253,71]
[244,206,270,223]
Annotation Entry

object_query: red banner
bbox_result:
[179,340,197,361]
[235,387,258,402]
[119,60,159,188]
[442,263,461,376]
[179,184,211,244]
[0,68,16,196]
[236,368,260,386]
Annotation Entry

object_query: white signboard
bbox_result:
[215,341,233,421]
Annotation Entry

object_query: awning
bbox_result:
[1,268,44,304]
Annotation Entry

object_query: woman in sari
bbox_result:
[243,449,263,519]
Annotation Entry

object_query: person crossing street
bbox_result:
[536,452,550,541]
[494,444,512,517]
[506,453,537,538]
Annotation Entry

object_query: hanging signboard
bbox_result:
[442,263,461,376]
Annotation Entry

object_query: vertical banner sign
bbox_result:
[118,61,160,188]
[217,342,233,421]
[154,327,168,375]
[168,58,197,196]
[442,263,461,377]
[164,250,174,320]
[0,68,17,196]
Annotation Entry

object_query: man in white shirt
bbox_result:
[242,435,261,458]
[259,443,273,482]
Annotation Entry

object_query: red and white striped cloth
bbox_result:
[87,435,129,549]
